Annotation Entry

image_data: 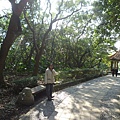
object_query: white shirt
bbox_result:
[45,68,57,84]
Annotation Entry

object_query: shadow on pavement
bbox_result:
[19,75,120,120]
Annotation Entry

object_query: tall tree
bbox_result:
[0,0,30,87]
[24,0,83,75]
[93,0,120,42]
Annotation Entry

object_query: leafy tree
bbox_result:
[0,0,116,87]
[23,0,85,75]
[93,0,119,46]
[0,0,30,87]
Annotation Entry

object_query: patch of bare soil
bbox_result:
[0,75,45,120]
[0,87,45,120]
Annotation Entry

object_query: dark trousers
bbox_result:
[46,84,53,99]
[111,70,114,77]
[115,70,118,77]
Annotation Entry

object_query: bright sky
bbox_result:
[115,41,120,50]
[0,0,11,15]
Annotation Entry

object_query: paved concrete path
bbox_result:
[19,75,120,120]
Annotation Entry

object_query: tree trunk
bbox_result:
[32,41,45,76]
[33,53,40,76]
[0,0,29,87]
[0,15,19,85]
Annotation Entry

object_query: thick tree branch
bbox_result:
[76,18,92,40]
[23,11,33,32]
[9,0,28,16]
[54,0,64,20]
[53,4,82,22]
[23,10,39,53]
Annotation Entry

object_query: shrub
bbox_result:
[56,68,101,83]
[13,76,39,94]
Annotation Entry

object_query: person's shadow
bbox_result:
[43,100,58,119]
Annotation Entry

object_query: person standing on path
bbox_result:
[45,63,57,101]
[115,68,118,77]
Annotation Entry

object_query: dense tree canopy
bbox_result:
[93,0,120,43]
[0,0,119,86]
